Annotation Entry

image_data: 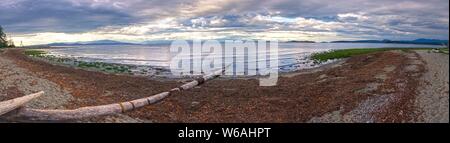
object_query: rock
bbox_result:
[375,74,388,81]
[190,101,200,108]
[404,65,419,72]
[383,66,396,72]
[356,83,380,94]
[102,90,114,97]
[318,74,328,79]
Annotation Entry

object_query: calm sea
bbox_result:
[46,43,442,73]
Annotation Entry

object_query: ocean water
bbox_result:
[45,43,441,75]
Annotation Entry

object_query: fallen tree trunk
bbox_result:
[0,91,44,116]
[12,92,171,121]
[3,68,226,121]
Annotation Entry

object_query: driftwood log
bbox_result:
[1,68,226,121]
[0,91,44,116]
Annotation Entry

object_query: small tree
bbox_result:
[0,26,15,48]
[0,26,7,48]
[8,40,15,48]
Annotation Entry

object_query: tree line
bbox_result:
[0,25,15,48]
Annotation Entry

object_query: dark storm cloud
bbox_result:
[0,0,448,43]
[0,0,136,33]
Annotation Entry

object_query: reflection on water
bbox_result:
[46,43,440,75]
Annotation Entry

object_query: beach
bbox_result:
[0,48,448,123]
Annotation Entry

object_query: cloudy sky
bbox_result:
[0,0,448,45]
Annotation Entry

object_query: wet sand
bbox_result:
[0,48,448,123]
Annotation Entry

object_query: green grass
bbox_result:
[23,49,131,74]
[76,61,131,73]
[438,48,449,54]
[24,50,47,57]
[311,48,437,62]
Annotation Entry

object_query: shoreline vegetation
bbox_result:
[0,26,15,48]
[311,47,448,62]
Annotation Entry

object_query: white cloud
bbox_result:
[338,13,369,21]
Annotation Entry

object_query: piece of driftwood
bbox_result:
[4,68,226,121]
[0,91,44,116]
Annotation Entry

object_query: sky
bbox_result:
[0,0,448,46]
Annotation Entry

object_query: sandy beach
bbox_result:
[0,48,448,123]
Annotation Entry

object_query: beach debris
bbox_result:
[0,91,44,116]
[318,74,328,79]
[190,101,201,109]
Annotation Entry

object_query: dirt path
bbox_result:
[415,51,449,123]
[0,49,445,123]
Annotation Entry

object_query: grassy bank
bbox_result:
[438,48,449,54]
[311,48,438,62]
[24,50,47,57]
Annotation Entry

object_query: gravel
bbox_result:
[309,94,396,123]
[308,50,449,123]
[0,56,73,109]
[414,51,449,123]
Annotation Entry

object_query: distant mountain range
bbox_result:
[286,40,316,43]
[47,40,140,46]
[46,38,449,46]
[329,39,448,45]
